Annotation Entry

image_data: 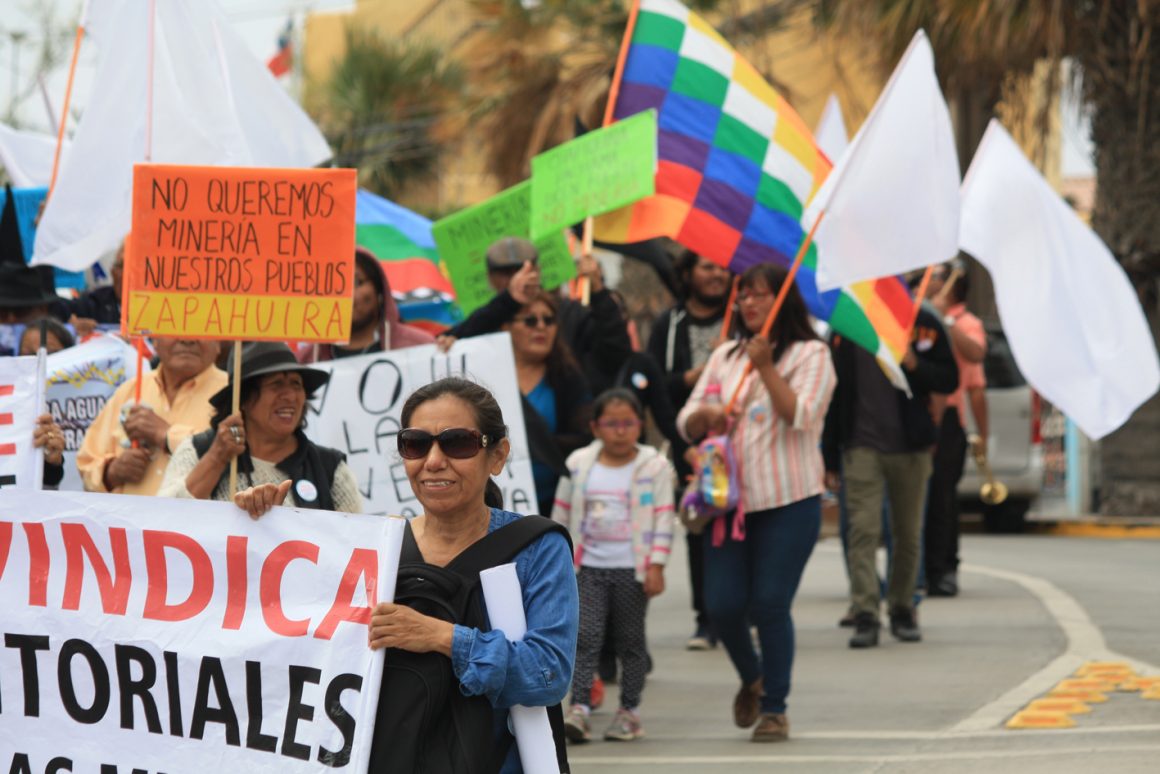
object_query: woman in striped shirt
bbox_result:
[676,262,837,743]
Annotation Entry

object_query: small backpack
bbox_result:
[368,515,573,774]
[679,432,740,534]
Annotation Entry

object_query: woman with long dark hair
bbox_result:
[676,262,836,742]
[501,291,592,515]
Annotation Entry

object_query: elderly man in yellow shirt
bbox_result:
[77,338,226,496]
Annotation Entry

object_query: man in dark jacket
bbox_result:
[645,249,732,650]
[822,304,958,648]
[440,237,632,394]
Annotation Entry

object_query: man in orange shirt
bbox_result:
[923,260,987,597]
[77,338,225,496]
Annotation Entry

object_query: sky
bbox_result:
[0,0,1096,177]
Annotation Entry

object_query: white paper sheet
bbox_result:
[480,563,561,774]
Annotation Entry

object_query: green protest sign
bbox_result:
[529,109,657,241]
[432,181,574,315]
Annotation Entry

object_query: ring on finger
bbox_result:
[230,426,242,444]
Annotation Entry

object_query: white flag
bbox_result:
[814,94,849,164]
[959,120,1159,439]
[32,0,332,272]
[805,30,960,291]
[0,124,66,188]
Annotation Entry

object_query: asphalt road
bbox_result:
[564,532,1160,773]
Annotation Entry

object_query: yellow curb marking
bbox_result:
[1043,523,1160,539]
[1026,698,1092,715]
[1120,676,1160,692]
[1006,711,1076,729]
[1055,678,1118,692]
[1047,689,1108,703]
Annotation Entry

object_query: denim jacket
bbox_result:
[449,508,579,772]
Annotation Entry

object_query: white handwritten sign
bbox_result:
[303,333,538,516]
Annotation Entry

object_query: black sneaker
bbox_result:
[848,613,880,648]
[928,572,959,597]
[889,607,922,642]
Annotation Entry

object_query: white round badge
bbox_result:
[295,479,318,503]
[631,371,649,390]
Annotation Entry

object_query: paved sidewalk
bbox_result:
[564,533,1160,773]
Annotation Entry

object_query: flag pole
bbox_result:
[579,0,642,305]
[132,0,158,445]
[145,0,156,163]
[131,337,145,449]
[47,0,89,201]
[906,264,935,334]
[717,275,739,345]
[724,211,826,416]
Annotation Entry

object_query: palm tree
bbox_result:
[311,26,465,198]
[806,0,1160,515]
[460,0,722,187]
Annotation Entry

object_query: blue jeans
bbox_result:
[703,497,820,714]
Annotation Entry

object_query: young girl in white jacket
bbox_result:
[552,388,676,743]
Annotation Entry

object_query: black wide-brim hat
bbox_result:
[209,341,330,415]
[0,264,59,308]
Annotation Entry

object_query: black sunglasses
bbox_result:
[516,314,556,328]
[397,428,495,460]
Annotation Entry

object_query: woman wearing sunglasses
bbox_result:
[677,262,836,743]
[501,292,593,516]
[236,376,579,772]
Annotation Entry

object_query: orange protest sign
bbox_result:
[123,164,357,342]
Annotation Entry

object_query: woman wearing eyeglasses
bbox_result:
[676,263,836,743]
[502,292,593,516]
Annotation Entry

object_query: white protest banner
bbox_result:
[303,332,538,516]
[0,354,44,490]
[0,488,401,773]
[45,335,144,491]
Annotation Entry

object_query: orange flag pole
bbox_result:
[717,275,739,345]
[131,338,146,449]
[724,211,826,416]
[578,0,643,306]
[47,1,89,201]
[906,264,935,335]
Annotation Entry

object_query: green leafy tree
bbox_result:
[461,0,721,187]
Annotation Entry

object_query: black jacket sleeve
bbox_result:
[576,289,633,393]
[552,365,593,457]
[447,290,522,339]
[629,351,680,446]
[904,309,959,395]
[646,309,689,409]
[820,339,844,473]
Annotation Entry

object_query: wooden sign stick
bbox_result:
[228,342,242,499]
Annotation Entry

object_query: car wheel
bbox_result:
[983,498,1030,534]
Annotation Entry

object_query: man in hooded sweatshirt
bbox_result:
[298,247,435,363]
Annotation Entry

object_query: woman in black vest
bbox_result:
[158,342,362,512]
